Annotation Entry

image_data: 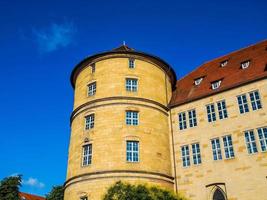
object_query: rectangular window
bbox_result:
[257,127,267,152]
[188,109,197,127]
[181,145,190,167]
[178,112,187,130]
[85,114,94,130]
[206,104,216,122]
[223,135,235,159]
[88,82,96,96]
[249,90,262,111]
[237,94,249,114]
[126,78,138,92]
[126,111,139,125]
[126,141,139,162]
[192,143,201,165]
[217,100,228,119]
[129,58,135,68]
[82,144,92,166]
[211,138,222,160]
[244,130,258,154]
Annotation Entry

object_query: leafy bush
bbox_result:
[46,185,64,200]
[103,181,189,200]
[0,175,22,200]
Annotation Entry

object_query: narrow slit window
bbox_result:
[91,63,95,73]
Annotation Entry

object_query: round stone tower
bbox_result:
[64,45,177,200]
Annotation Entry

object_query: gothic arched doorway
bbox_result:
[213,188,226,200]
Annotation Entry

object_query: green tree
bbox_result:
[103,181,189,200]
[46,185,64,200]
[0,175,22,200]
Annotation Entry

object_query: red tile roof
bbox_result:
[169,40,267,107]
[19,192,45,200]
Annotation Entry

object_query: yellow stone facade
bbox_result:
[65,46,267,200]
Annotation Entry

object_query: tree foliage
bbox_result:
[103,181,188,200]
[46,185,64,200]
[0,175,22,200]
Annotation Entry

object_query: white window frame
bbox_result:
[82,144,92,166]
[222,135,235,159]
[237,94,249,114]
[211,80,222,90]
[257,127,267,152]
[244,130,258,154]
[217,100,228,120]
[206,104,216,122]
[188,109,197,127]
[126,141,139,162]
[126,78,138,92]
[87,82,96,96]
[85,114,94,130]
[220,60,228,67]
[192,143,201,165]
[241,60,250,69]
[249,90,262,111]
[181,145,190,167]
[194,77,203,86]
[178,112,187,130]
[126,111,139,125]
[129,58,135,68]
[211,138,222,161]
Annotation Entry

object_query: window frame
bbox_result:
[125,78,138,92]
[82,144,92,167]
[241,60,250,69]
[87,81,97,96]
[125,111,139,126]
[211,80,222,90]
[211,138,223,161]
[222,135,235,159]
[126,141,139,162]
[249,90,262,111]
[257,127,267,152]
[85,114,95,130]
[237,94,249,114]
[192,143,201,165]
[217,100,228,120]
[178,112,187,130]
[188,109,197,128]
[181,145,190,167]
[244,130,258,154]
[128,58,135,69]
[206,104,216,122]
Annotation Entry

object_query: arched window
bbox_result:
[213,188,225,200]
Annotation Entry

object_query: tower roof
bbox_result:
[70,45,177,88]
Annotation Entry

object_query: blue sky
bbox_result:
[0,0,266,196]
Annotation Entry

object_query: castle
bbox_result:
[64,40,267,200]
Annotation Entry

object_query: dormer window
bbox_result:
[194,77,203,86]
[241,60,250,69]
[211,80,222,90]
[220,60,228,67]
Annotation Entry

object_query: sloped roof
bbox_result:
[169,40,267,107]
[19,192,45,200]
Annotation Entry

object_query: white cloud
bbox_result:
[22,177,45,188]
[32,21,76,53]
